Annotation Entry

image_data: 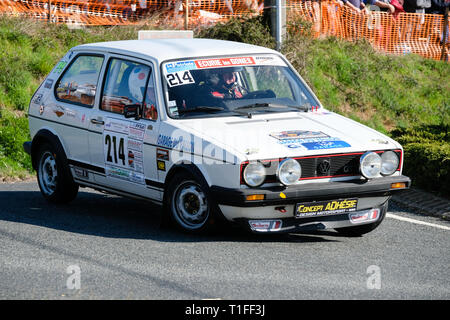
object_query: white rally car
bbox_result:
[24,39,410,236]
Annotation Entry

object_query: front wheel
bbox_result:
[36,143,78,204]
[164,172,219,234]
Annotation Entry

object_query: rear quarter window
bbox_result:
[55,54,104,107]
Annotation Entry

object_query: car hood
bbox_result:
[176,110,400,161]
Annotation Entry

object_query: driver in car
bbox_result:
[208,70,247,99]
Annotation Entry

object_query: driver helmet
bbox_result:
[129,66,149,102]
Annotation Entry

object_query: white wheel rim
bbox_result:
[38,151,58,196]
[172,182,209,230]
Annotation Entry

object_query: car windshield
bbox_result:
[161,54,320,119]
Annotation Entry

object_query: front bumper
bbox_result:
[234,202,388,233]
[210,175,410,207]
[211,175,410,232]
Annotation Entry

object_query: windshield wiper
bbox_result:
[178,106,224,114]
[234,103,270,111]
[234,102,310,113]
[286,104,310,112]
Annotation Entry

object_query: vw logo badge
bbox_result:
[317,160,331,175]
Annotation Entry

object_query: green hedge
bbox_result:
[0,110,32,178]
[401,143,450,197]
[391,124,450,197]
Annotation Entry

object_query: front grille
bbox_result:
[240,150,402,185]
[296,153,363,180]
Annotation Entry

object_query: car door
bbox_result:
[88,55,162,201]
[49,53,105,171]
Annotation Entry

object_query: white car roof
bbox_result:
[74,39,279,64]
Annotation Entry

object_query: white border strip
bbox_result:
[386,213,450,231]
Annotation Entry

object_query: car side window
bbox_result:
[142,71,158,121]
[101,58,153,117]
[55,55,104,107]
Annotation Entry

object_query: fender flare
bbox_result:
[30,129,68,171]
[164,162,210,189]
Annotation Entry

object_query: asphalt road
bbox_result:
[0,180,449,300]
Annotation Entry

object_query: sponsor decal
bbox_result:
[302,140,351,150]
[156,148,170,161]
[254,55,287,66]
[103,118,146,184]
[164,55,286,75]
[73,167,88,178]
[65,108,77,118]
[53,105,65,117]
[371,138,389,145]
[195,57,255,69]
[157,160,166,171]
[270,130,329,141]
[165,60,196,74]
[157,134,184,149]
[270,130,350,150]
[44,79,54,89]
[54,61,67,74]
[295,198,358,218]
[33,94,43,105]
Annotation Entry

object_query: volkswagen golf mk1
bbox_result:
[24,39,411,235]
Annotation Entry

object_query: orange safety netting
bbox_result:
[0,0,263,26]
[0,0,448,60]
[287,0,449,60]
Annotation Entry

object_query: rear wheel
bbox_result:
[36,143,78,204]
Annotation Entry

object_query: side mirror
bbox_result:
[123,103,141,119]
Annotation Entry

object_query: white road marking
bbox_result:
[386,213,450,231]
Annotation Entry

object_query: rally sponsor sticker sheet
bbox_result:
[269,130,351,150]
[103,118,146,184]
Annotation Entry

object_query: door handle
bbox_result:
[91,119,104,125]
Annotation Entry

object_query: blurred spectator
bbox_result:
[426,0,449,14]
[342,0,368,12]
[390,0,406,16]
[403,0,431,13]
[372,0,396,13]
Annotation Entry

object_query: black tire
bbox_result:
[334,201,388,237]
[36,142,78,204]
[164,171,221,234]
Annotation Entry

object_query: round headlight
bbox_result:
[277,158,301,185]
[360,152,382,179]
[243,162,266,187]
[381,151,399,176]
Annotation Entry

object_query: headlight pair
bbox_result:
[360,151,399,179]
[243,158,301,187]
[243,151,400,187]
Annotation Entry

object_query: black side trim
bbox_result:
[68,159,164,189]
[211,175,411,207]
[77,180,162,203]
[68,159,105,174]
[145,179,165,189]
